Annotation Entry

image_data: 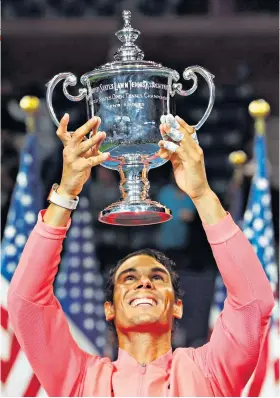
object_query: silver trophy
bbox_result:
[46,10,215,226]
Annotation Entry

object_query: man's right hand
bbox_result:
[57,113,110,199]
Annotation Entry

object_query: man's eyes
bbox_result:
[152,274,164,281]
[124,274,164,282]
[125,275,136,281]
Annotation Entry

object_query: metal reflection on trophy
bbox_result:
[46,10,215,226]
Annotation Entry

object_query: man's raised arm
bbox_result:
[158,115,274,396]
[7,115,110,396]
[190,192,274,396]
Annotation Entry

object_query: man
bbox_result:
[8,114,274,397]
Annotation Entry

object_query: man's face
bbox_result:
[104,255,183,334]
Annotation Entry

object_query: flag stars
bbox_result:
[69,272,81,283]
[69,302,81,314]
[264,227,274,239]
[70,227,81,238]
[82,242,94,254]
[264,210,272,221]
[83,288,95,299]
[84,318,95,330]
[83,302,95,314]
[83,272,95,284]
[20,194,32,206]
[15,234,27,247]
[56,287,67,299]
[265,246,274,259]
[69,243,81,253]
[6,262,17,273]
[57,273,67,283]
[258,235,269,248]
[256,178,268,190]
[261,194,271,206]
[16,172,28,187]
[244,228,254,240]
[82,227,94,239]
[96,336,106,348]
[69,257,81,268]
[4,226,16,239]
[23,153,33,165]
[96,320,106,332]
[244,210,253,222]
[70,287,81,298]
[83,257,95,268]
[5,244,17,256]
[24,211,36,224]
[252,203,261,215]
[253,218,264,231]
[54,194,106,349]
[81,211,92,223]
[79,197,89,208]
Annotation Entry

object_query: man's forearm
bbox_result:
[192,189,227,225]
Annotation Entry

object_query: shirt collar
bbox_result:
[113,347,173,371]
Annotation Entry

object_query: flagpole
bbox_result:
[228,150,247,223]
[19,96,40,134]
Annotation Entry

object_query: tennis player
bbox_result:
[8,114,274,396]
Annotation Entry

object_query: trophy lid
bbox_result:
[114,10,144,62]
[80,10,179,84]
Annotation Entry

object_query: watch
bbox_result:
[47,184,79,210]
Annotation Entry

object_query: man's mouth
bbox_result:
[129,298,157,307]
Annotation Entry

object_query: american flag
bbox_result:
[54,183,107,356]
[1,134,45,397]
[209,132,279,396]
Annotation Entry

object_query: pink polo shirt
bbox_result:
[7,211,274,397]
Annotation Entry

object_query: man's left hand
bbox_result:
[158,114,211,200]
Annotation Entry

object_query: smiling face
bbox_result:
[104,254,183,334]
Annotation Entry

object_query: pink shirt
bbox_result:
[7,211,274,397]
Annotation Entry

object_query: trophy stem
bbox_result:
[98,158,172,226]
[119,162,150,202]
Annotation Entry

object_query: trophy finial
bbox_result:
[114,10,144,61]
[123,10,131,28]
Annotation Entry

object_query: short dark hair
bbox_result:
[105,248,184,336]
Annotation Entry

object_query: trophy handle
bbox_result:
[46,72,88,127]
[172,66,215,130]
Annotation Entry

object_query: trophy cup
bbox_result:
[46,10,215,226]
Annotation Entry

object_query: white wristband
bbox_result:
[48,184,79,210]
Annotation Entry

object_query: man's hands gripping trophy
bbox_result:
[158,114,211,200]
[56,114,110,199]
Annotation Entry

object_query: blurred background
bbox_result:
[1,0,279,396]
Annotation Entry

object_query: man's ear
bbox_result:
[104,301,115,321]
[173,299,183,320]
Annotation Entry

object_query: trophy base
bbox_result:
[98,200,172,226]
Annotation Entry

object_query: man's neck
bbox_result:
[118,331,172,365]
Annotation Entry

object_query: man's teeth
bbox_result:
[130,298,157,307]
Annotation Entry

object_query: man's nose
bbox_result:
[136,276,154,290]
